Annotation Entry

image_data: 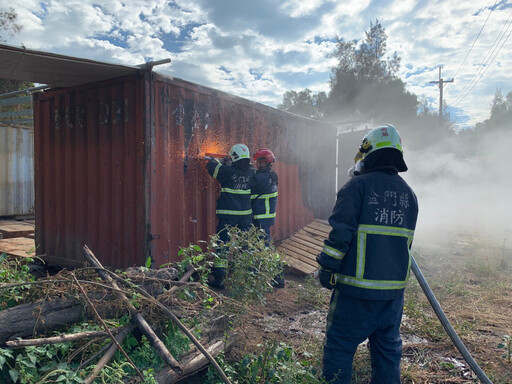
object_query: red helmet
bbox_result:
[253,148,275,163]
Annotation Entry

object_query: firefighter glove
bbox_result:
[318,267,336,290]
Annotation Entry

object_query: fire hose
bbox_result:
[411,256,493,384]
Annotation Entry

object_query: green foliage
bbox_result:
[0,343,83,384]
[177,241,213,285]
[0,253,35,310]
[119,321,191,373]
[498,335,512,363]
[324,19,420,124]
[278,89,327,119]
[220,226,283,304]
[204,341,324,384]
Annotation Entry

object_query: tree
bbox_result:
[324,19,418,125]
[0,7,21,41]
[0,7,34,125]
[278,89,327,119]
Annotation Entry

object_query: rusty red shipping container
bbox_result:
[34,71,336,269]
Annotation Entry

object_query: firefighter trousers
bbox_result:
[323,290,404,384]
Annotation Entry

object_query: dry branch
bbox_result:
[99,262,233,384]
[82,324,136,384]
[71,273,145,382]
[5,328,123,348]
[82,245,181,372]
[155,336,237,384]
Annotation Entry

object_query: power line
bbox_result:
[447,0,498,88]
[451,9,512,106]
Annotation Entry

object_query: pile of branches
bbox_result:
[0,246,236,384]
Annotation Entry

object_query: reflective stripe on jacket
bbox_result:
[206,159,253,218]
[318,169,418,300]
[251,168,278,226]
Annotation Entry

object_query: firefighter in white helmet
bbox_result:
[317,124,418,383]
[206,143,253,289]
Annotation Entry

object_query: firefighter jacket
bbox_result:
[317,168,418,300]
[251,168,278,227]
[206,158,253,219]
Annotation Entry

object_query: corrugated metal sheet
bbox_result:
[0,43,140,88]
[0,124,35,216]
[149,73,335,267]
[34,75,147,267]
[34,71,336,269]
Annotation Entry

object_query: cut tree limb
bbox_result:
[101,264,233,384]
[0,298,83,345]
[82,245,181,372]
[82,324,136,384]
[5,328,123,348]
[155,335,237,384]
[71,273,145,382]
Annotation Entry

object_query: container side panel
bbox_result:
[34,76,146,268]
[150,77,335,266]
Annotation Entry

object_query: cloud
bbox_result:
[1,1,511,129]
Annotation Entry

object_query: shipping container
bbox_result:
[34,71,336,268]
[0,124,35,216]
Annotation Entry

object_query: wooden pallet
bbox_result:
[0,220,35,239]
[0,237,36,258]
[277,219,331,275]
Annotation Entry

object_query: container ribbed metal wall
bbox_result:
[34,71,336,269]
[34,75,147,267]
[0,124,34,216]
[149,73,336,267]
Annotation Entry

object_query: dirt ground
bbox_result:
[216,233,512,383]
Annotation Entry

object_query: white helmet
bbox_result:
[229,143,250,162]
[354,124,403,162]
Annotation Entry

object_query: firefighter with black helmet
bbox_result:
[317,124,419,383]
[206,143,253,289]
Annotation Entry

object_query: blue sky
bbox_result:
[2,0,512,131]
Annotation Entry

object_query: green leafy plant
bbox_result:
[0,343,82,384]
[177,242,213,285]
[0,253,36,310]
[498,335,512,363]
[204,340,324,384]
[221,226,283,304]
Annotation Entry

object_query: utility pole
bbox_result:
[430,66,454,122]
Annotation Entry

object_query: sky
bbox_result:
[2,0,512,131]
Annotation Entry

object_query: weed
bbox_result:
[204,340,324,384]
[221,226,283,304]
[295,275,330,309]
[0,253,36,310]
[177,242,213,285]
[498,334,512,363]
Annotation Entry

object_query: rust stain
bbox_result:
[33,72,336,269]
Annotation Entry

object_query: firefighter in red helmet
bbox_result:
[251,149,278,241]
[251,148,284,288]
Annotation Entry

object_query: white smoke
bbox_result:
[403,130,512,247]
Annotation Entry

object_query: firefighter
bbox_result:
[317,124,419,383]
[251,148,284,288]
[206,143,253,289]
[251,148,278,243]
